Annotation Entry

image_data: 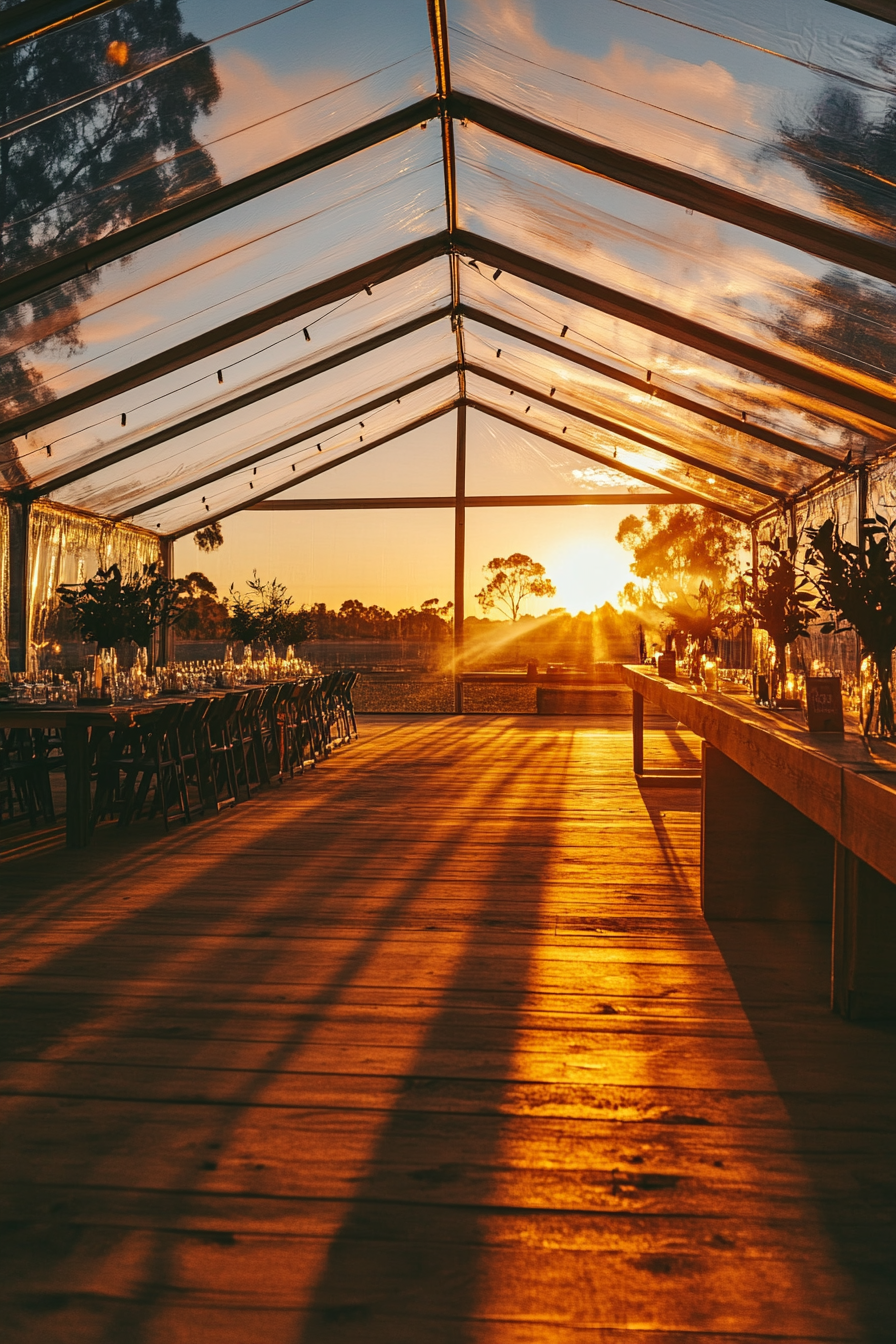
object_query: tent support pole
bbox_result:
[454,401,466,715]
[7,499,29,674]
[157,535,174,668]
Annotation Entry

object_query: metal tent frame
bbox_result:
[3,0,896,679]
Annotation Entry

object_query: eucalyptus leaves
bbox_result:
[56,563,188,662]
[744,544,814,703]
[805,515,896,738]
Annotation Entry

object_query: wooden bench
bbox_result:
[621,665,896,1020]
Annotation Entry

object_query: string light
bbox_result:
[317,444,322,452]
[364,285,373,296]
[304,328,311,342]
[217,370,223,383]
[496,349,501,358]
[46,445,52,456]
[525,405,531,413]
[121,413,127,426]
[549,387,555,396]
[646,371,652,382]
[560,325,568,337]
[492,269,502,280]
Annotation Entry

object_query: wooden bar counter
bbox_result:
[621,665,896,1019]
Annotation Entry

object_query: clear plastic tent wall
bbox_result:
[1,0,896,669]
[27,504,160,654]
[0,500,9,678]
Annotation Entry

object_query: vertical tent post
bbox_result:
[157,535,174,667]
[454,402,466,714]
[857,464,868,679]
[7,499,30,674]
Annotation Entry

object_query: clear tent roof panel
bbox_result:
[4,122,445,422]
[16,259,451,491]
[276,414,458,499]
[457,262,893,457]
[2,0,895,532]
[450,0,896,241]
[126,372,459,536]
[51,321,458,518]
[464,407,659,497]
[465,370,771,516]
[455,122,896,397]
[2,0,435,279]
[462,320,825,498]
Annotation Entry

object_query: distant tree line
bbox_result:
[173,575,454,644]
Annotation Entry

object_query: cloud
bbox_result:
[452,0,824,213]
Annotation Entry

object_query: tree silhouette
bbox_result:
[770,37,896,390]
[1,2,222,486]
[475,553,557,622]
[616,505,747,610]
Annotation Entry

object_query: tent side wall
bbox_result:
[25,503,160,671]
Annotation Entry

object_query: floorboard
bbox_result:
[1,714,894,1342]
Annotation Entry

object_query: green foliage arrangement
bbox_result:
[56,563,188,655]
[806,516,896,738]
[228,573,314,646]
[745,543,815,699]
[662,580,742,650]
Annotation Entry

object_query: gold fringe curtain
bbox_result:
[28,503,160,653]
[0,500,9,679]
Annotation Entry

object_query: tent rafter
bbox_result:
[114,366,458,522]
[167,401,459,539]
[3,236,450,450]
[460,306,842,469]
[465,362,784,499]
[456,231,896,433]
[466,398,752,521]
[451,93,896,289]
[0,97,441,316]
[249,492,688,510]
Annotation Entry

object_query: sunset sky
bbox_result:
[173,411,652,616]
[15,0,889,593]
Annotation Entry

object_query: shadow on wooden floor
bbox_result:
[708,916,896,1344]
[293,730,575,1344]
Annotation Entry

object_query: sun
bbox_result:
[544,529,636,614]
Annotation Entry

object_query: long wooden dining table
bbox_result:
[0,701,161,849]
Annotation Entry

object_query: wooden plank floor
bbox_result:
[1,714,894,1343]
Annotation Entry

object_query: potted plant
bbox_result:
[57,563,188,672]
[744,542,814,703]
[663,580,741,681]
[805,515,896,738]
